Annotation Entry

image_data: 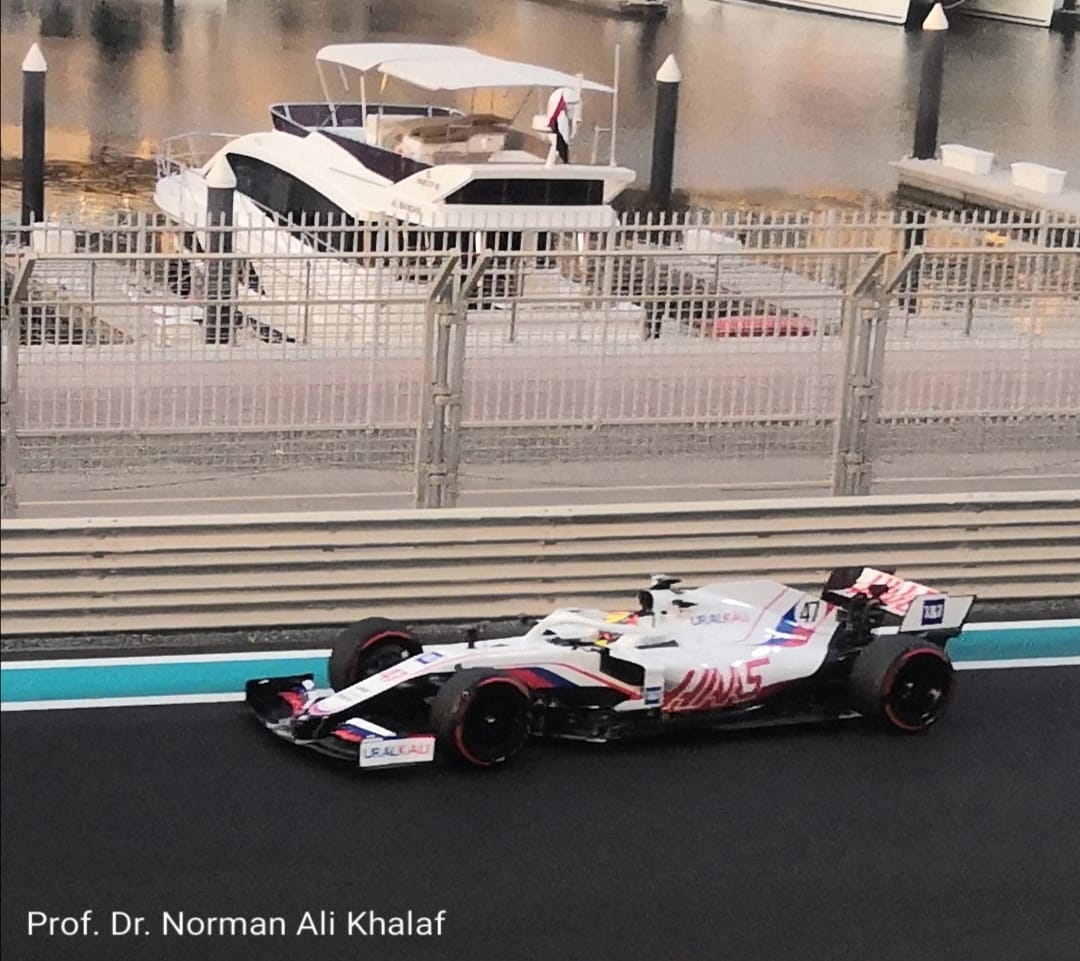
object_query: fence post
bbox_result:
[414,250,491,508]
[899,208,927,315]
[1,258,35,517]
[831,254,889,496]
[444,255,490,508]
[415,255,459,508]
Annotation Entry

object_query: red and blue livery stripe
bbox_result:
[506,667,574,689]
[334,726,365,743]
[763,605,816,647]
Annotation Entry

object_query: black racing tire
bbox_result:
[849,634,954,733]
[431,669,532,768]
[327,617,420,692]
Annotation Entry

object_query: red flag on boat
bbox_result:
[547,89,571,163]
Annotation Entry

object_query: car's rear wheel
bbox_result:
[431,669,532,767]
[327,617,420,691]
[849,635,953,732]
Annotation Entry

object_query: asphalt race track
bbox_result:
[2,668,1078,961]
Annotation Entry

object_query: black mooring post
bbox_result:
[205,156,236,345]
[21,43,47,231]
[649,54,681,209]
[162,0,178,53]
[913,4,948,161]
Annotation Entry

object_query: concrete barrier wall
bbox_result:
[2,490,1078,637]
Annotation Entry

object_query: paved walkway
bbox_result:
[9,448,1078,517]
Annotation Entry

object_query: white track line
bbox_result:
[1,650,332,670]
[2,693,245,712]
[955,656,1080,671]
[955,619,1080,631]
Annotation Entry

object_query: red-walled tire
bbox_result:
[849,635,954,732]
[432,669,532,767]
[327,618,420,692]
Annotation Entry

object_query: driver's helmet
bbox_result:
[596,611,639,645]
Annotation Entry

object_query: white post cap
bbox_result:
[922,3,949,30]
[206,154,237,190]
[22,43,47,73]
[656,54,682,84]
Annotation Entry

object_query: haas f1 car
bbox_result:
[246,567,975,770]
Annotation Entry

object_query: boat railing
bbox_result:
[270,102,459,142]
[155,132,245,179]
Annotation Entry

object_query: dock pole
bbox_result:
[649,54,681,208]
[21,43,47,231]
[162,0,178,52]
[913,4,948,161]
[205,156,236,345]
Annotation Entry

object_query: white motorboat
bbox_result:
[716,0,920,25]
[527,0,672,17]
[156,43,634,239]
[952,0,1065,27]
[719,0,1064,25]
[152,44,646,346]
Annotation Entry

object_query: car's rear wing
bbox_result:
[822,567,974,624]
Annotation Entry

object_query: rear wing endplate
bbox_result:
[899,593,975,635]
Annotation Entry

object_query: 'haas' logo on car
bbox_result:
[663,658,770,713]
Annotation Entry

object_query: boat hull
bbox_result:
[720,0,915,25]
[953,0,1063,27]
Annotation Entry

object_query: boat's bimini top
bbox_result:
[315,43,614,93]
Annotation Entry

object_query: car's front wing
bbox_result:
[244,674,436,769]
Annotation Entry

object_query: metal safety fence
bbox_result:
[2,208,1078,515]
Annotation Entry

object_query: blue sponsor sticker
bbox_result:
[922,599,945,626]
[415,651,444,664]
[644,685,662,706]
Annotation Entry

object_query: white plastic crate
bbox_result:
[1010,162,1067,195]
[940,144,995,175]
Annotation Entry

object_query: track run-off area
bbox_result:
[2,618,1078,961]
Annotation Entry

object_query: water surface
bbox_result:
[1,0,1076,212]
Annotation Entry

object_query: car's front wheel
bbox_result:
[431,669,532,767]
[327,617,420,691]
[849,635,954,732]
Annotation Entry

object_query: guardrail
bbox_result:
[2,491,1077,637]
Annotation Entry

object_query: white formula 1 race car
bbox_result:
[245,567,974,770]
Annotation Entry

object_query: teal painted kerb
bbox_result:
[1,625,1078,703]
[1,656,328,703]
[948,624,1080,662]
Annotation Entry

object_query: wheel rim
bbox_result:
[358,642,411,680]
[458,682,529,763]
[885,653,951,730]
